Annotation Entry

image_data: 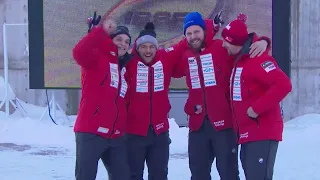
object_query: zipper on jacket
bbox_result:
[149,67,153,130]
[230,68,240,141]
[92,105,100,117]
[100,74,109,87]
[108,68,121,139]
[195,55,208,115]
[229,34,254,141]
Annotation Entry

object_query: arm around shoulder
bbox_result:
[251,33,272,53]
[161,38,188,77]
[257,36,271,51]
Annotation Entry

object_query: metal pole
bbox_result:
[3,23,9,116]
[0,24,6,110]
[4,23,28,26]
[0,23,28,116]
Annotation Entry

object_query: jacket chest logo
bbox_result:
[230,67,243,101]
[136,61,164,93]
[120,67,128,98]
[110,63,119,88]
[187,53,217,89]
[109,63,128,98]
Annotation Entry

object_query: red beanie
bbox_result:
[221,14,248,46]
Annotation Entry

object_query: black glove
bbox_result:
[88,11,102,33]
[213,11,224,25]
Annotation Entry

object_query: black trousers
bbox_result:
[75,132,130,180]
[240,140,279,180]
[127,128,171,180]
[188,118,239,180]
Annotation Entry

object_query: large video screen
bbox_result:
[28,0,272,89]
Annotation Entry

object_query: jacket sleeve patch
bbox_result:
[261,60,276,73]
[165,47,174,52]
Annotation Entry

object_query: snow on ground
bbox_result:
[0,102,320,179]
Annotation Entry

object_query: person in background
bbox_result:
[173,12,271,180]
[223,14,292,180]
[73,15,130,180]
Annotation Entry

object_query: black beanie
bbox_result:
[110,25,132,44]
[136,22,158,49]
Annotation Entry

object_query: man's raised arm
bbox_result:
[73,19,117,69]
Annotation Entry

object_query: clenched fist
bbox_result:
[247,107,258,118]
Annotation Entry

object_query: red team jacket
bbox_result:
[230,51,292,144]
[125,39,189,136]
[176,26,271,132]
[178,40,234,131]
[72,27,129,139]
[124,20,217,136]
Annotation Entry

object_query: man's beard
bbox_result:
[189,39,205,52]
[138,53,154,64]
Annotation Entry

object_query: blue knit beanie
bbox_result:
[183,12,206,35]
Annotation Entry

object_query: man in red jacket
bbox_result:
[222,15,292,180]
[125,14,268,180]
[125,22,190,180]
[176,12,271,180]
[72,18,131,180]
[125,14,229,179]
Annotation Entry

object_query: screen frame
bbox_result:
[28,0,291,89]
